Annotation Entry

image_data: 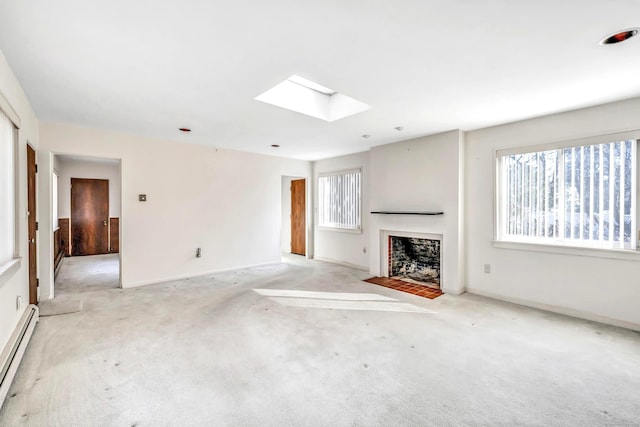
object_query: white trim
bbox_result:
[496,129,640,157]
[318,167,361,177]
[466,288,640,332]
[13,130,20,258]
[0,91,21,128]
[123,261,281,288]
[313,256,368,271]
[0,258,21,288]
[318,167,362,230]
[0,305,38,409]
[495,134,637,249]
[492,240,640,262]
[317,226,362,234]
[0,111,18,264]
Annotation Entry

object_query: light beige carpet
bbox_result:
[38,297,83,317]
[2,254,639,426]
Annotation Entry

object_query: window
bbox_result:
[318,168,361,231]
[0,108,17,266]
[496,135,637,250]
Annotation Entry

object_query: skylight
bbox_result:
[255,75,370,122]
[286,75,337,96]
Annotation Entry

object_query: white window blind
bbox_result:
[0,109,16,265]
[318,168,361,230]
[497,138,637,250]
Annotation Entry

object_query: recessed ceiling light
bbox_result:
[362,134,370,139]
[601,28,639,45]
[271,144,280,148]
[179,128,191,133]
[395,126,404,131]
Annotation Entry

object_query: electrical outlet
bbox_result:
[484,264,491,274]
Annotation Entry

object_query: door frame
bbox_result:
[27,143,37,304]
[48,152,123,293]
[281,175,311,258]
[290,178,306,256]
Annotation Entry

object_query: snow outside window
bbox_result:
[318,169,361,231]
[497,136,637,250]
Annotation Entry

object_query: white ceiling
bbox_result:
[1,1,639,161]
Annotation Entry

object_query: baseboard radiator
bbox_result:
[0,304,39,409]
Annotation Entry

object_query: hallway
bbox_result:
[55,254,120,294]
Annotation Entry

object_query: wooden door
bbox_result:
[27,144,37,304]
[291,179,306,255]
[71,178,109,256]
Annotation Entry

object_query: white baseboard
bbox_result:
[0,304,39,409]
[466,287,640,332]
[313,257,368,271]
[123,261,282,288]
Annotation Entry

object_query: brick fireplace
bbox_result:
[381,230,442,289]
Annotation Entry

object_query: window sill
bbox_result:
[318,226,363,234]
[492,240,640,262]
[0,258,22,288]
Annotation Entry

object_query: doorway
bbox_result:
[291,179,306,255]
[281,176,307,258]
[53,155,121,294]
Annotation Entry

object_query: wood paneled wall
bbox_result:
[57,217,119,255]
[58,218,70,256]
[109,218,119,253]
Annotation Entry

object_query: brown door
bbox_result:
[291,179,306,255]
[27,144,37,304]
[71,178,109,256]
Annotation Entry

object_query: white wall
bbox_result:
[38,122,311,298]
[465,98,640,329]
[52,155,60,229]
[56,156,121,219]
[313,151,370,269]
[368,130,465,295]
[0,50,39,354]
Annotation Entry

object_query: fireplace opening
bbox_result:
[389,236,440,289]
